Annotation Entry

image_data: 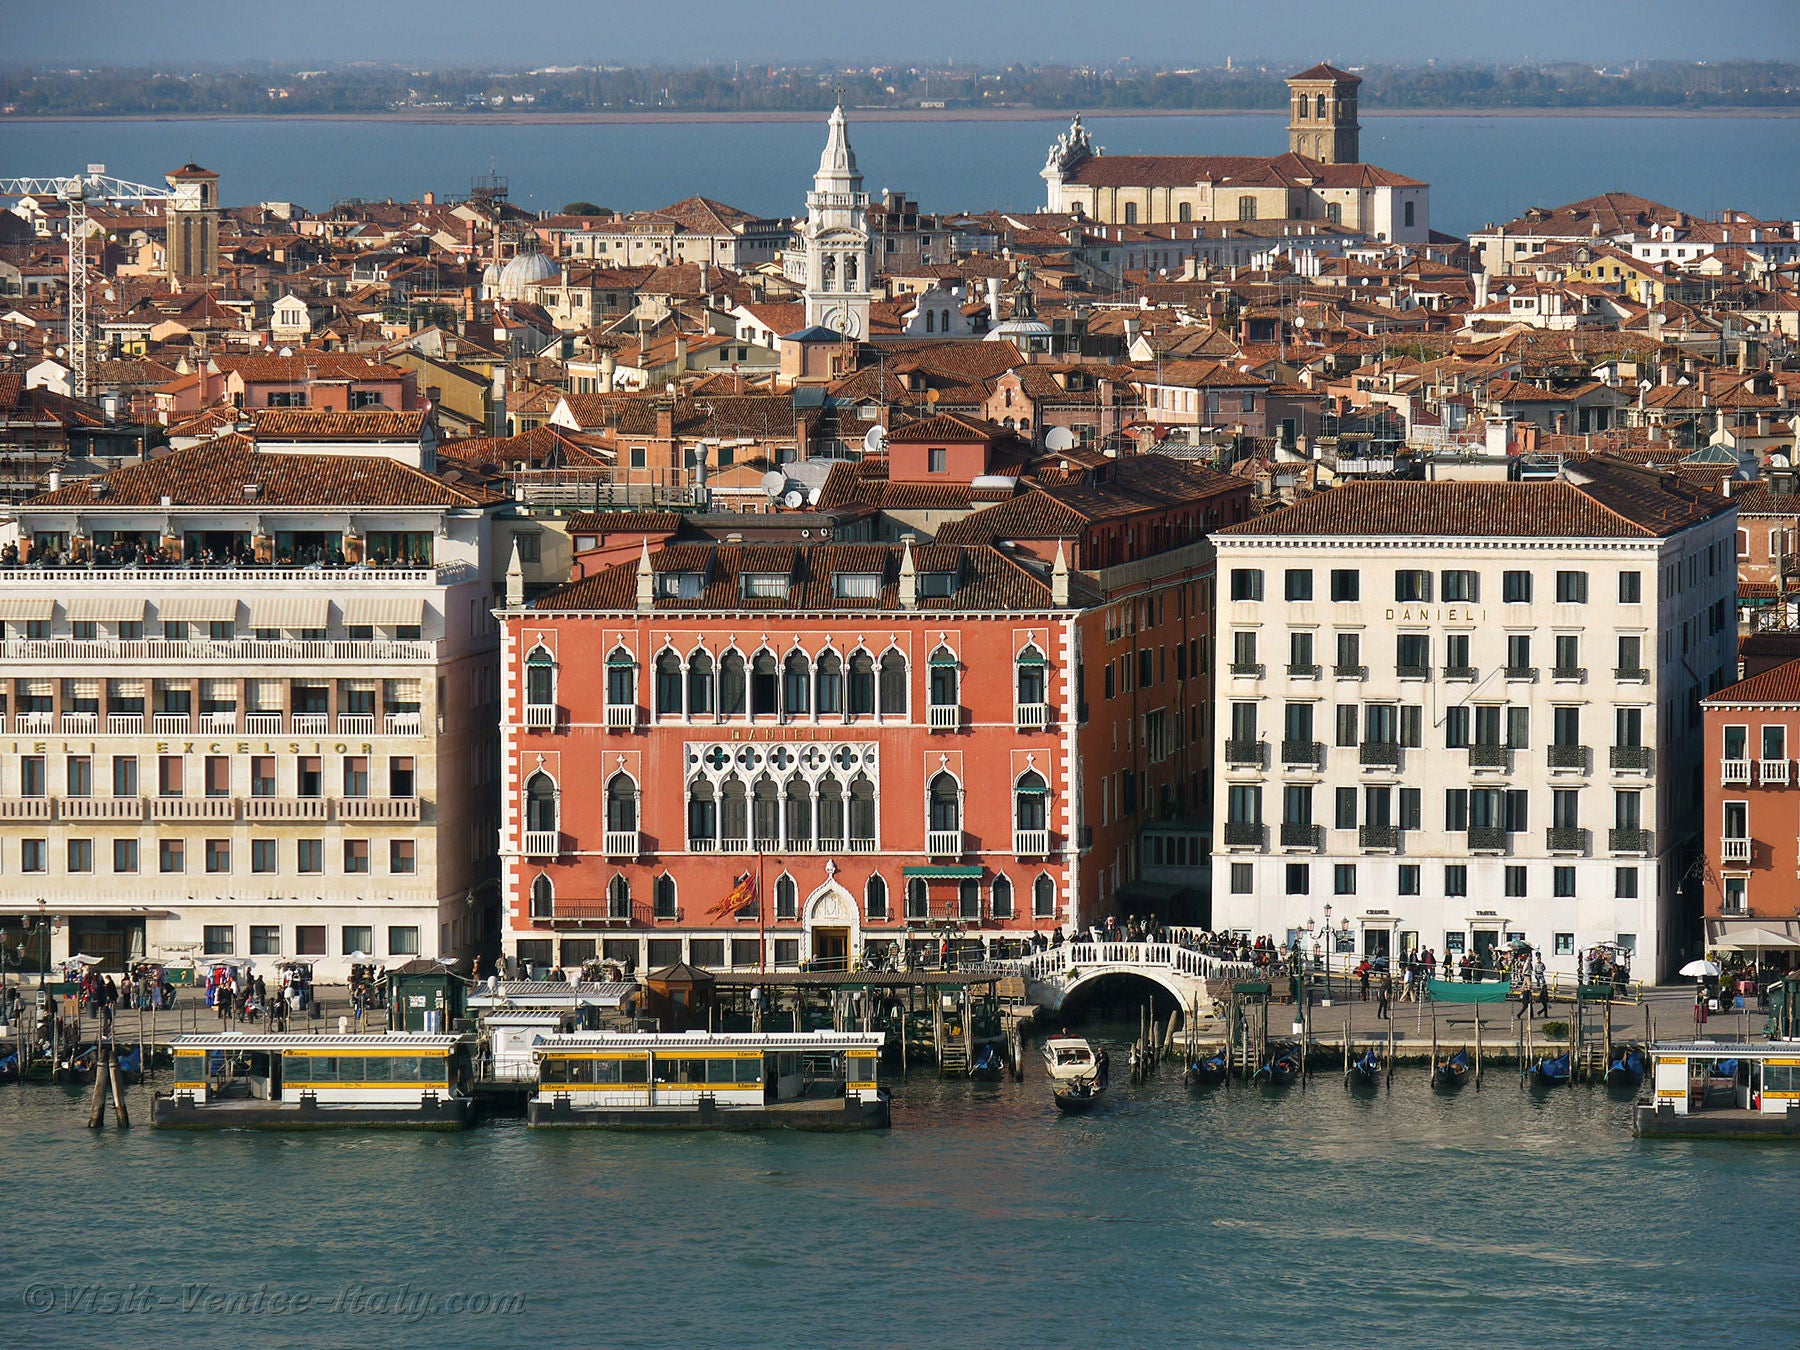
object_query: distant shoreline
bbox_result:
[4,105,1797,126]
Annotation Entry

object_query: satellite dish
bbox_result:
[862,425,888,455]
[782,488,805,509]
[1044,426,1077,452]
[925,389,939,406]
[1771,454,1791,468]
[761,470,788,499]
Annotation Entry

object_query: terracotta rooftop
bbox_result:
[1703,657,1800,707]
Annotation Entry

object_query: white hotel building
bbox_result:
[0,445,501,980]
[1209,462,1736,981]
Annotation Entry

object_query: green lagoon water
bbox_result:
[2,1029,1794,1350]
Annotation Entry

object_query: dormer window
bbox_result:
[657,571,706,599]
[742,572,790,599]
[918,571,956,597]
[834,572,882,599]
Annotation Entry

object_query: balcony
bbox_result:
[60,796,144,821]
[245,713,284,736]
[1222,822,1266,850]
[927,704,962,732]
[150,796,237,821]
[151,714,191,735]
[107,713,144,735]
[1225,739,1266,768]
[1760,759,1792,786]
[243,797,328,821]
[1721,759,1752,786]
[604,830,640,859]
[202,711,239,734]
[1503,665,1538,682]
[13,711,53,733]
[291,713,329,735]
[753,837,781,853]
[523,703,559,730]
[0,798,51,820]
[61,711,98,734]
[1286,663,1321,680]
[1443,665,1477,682]
[1359,824,1399,852]
[1333,664,1368,681]
[1013,828,1050,857]
[1395,664,1430,681]
[1467,826,1508,854]
[1552,664,1588,682]
[0,635,439,664]
[385,712,423,736]
[1721,836,1751,864]
[1359,742,1401,769]
[1281,739,1324,770]
[1613,666,1650,683]
[1611,745,1654,773]
[687,837,717,853]
[1468,744,1510,770]
[1279,822,1322,851]
[1015,703,1049,732]
[846,836,878,853]
[337,713,376,736]
[523,831,562,859]
[926,830,964,859]
[336,797,420,821]
[1546,827,1589,855]
[1609,827,1654,856]
[605,704,640,731]
[1229,662,1265,679]
[718,838,752,854]
[1546,744,1590,773]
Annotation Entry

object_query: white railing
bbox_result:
[61,711,98,733]
[1015,703,1048,731]
[604,830,640,857]
[291,714,328,735]
[384,712,422,736]
[1007,941,1255,989]
[336,797,420,821]
[926,830,964,858]
[719,838,751,854]
[150,796,236,820]
[846,837,878,853]
[0,566,447,585]
[243,797,327,821]
[246,713,284,735]
[928,704,961,732]
[152,713,190,734]
[524,831,561,858]
[13,712,52,733]
[1014,829,1050,857]
[203,712,239,734]
[687,838,717,853]
[1721,836,1752,863]
[524,704,559,730]
[337,714,375,736]
[1722,759,1752,785]
[107,713,144,734]
[0,798,50,819]
[60,796,144,821]
[0,637,438,663]
[1759,759,1791,785]
[605,704,639,730]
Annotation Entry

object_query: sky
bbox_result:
[10,0,1800,68]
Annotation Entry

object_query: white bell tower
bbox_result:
[803,99,871,340]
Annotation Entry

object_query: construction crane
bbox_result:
[0,165,172,401]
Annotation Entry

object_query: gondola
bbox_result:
[1605,1045,1644,1088]
[969,1045,1006,1083]
[1347,1047,1383,1085]
[1432,1048,1473,1089]
[0,1051,17,1083]
[1531,1051,1572,1086]
[1183,1052,1227,1087]
[58,1046,98,1085]
[115,1046,143,1083]
[1258,1044,1303,1085]
[1052,1075,1106,1113]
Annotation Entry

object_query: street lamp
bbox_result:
[1322,903,1333,1003]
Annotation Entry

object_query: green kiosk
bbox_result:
[385,960,468,1032]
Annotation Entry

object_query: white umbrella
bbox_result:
[1679,959,1721,978]
[1713,927,1799,951]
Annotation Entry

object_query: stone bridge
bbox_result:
[999,942,1254,1016]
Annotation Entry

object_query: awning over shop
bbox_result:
[901,866,983,878]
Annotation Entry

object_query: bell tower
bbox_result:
[164,162,220,280]
[1285,64,1361,165]
[802,99,871,340]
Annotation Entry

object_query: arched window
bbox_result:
[605,773,638,832]
[525,646,556,707]
[1314,93,1327,118]
[815,650,843,715]
[992,874,1014,919]
[782,651,811,716]
[721,778,748,843]
[878,651,908,716]
[784,777,813,846]
[1123,201,1138,225]
[866,873,888,919]
[924,308,935,333]
[525,772,558,832]
[687,649,715,715]
[719,650,747,716]
[750,651,779,716]
[959,878,980,921]
[654,873,677,919]
[845,254,858,289]
[752,774,780,846]
[848,650,876,715]
[928,771,961,833]
[1033,874,1055,918]
[530,874,554,920]
[848,773,876,848]
[1016,645,1046,708]
[928,646,959,709]
[1403,200,1415,229]
[607,874,632,920]
[654,649,683,716]
[906,877,929,920]
[605,647,637,708]
[1015,770,1048,831]
[687,777,717,845]
[816,776,844,847]
[940,309,951,331]
[775,873,798,920]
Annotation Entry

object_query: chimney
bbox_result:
[656,403,675,441]
[1051,541,1071,607]
[599,348,616,393]
[1722,477,1732,499]
[675,333,689,370]
[898,537,917,610]
[423,190,435,206]
[47,469,61,491]
[986,277,1001,324]
[635,539,655,612]
[505,536,525,606]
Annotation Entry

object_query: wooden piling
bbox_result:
[1430,1005,1438,1081]
[1474,1009,1483,1089]
[1386,1016,1395,1088]
[87,1044,108,1128]
[108,1044,130,1127]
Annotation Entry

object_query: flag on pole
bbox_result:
[710,871,757,921]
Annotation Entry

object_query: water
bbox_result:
[4,1028,1795,1350]
[4,113,1796,235]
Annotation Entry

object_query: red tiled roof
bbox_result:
[1703,656,1800,707]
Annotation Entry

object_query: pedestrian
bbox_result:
[1376,973,1392,1021]
[1357,960,1371,1002]
[217,983,234,1024]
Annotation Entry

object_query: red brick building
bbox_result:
[1700,658,1800,950]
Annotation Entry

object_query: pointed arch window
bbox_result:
[992,874,1014,920]
[653,873,677,920]
[654,650,683,716]
[866,873,888,920]
[1015,771,1048,832]
[719,650,747,716]
[928,771,961,833]
[525,772,558,833]
[687,649,715,715]
[687,777,717,847]
[782,651,812,716]
[530,874,554,920]
[1033,874,1056,919]
[605,773,638,832]
[750,651,779,716]
[605,647,637,708]
[879,650,908,716]
[1016,644,1047,719]
[848,651,876,715]
[607,874,632,921]
[959,878,981,922]
[905,877,929,921]
[525,647,556,708]
[815,650,843,714]
[775,873,798,920]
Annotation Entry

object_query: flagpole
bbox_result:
[758,851,767,975]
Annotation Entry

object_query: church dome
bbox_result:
[480,259,504,296]
[496,249,557,301]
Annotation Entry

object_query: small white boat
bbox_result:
[1042,1036,1099,1083]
